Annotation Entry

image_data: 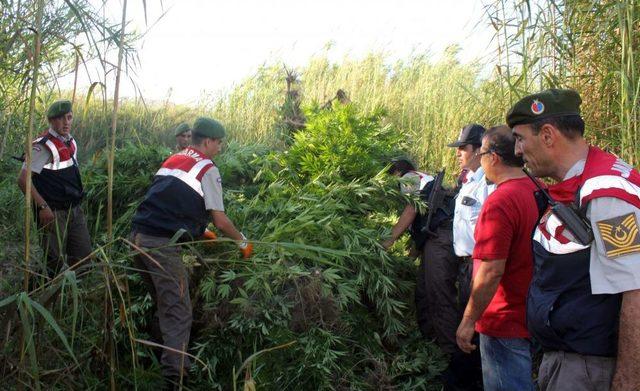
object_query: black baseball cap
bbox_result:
[447,124,486,147]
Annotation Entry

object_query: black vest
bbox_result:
[410,179,456,249]
[132,148,213,240]
[527,195,621,356]
[32,134,83,210]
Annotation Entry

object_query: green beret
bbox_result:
[47,100,72,119]
[192,117,226,139]
[174,122,191,136]
[506,88,582,128]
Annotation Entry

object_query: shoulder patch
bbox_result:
[597,212,640,258]
[612,158,633,179]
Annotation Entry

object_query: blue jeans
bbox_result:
[479,333,534,391]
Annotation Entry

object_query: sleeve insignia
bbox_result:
[596,212,640,258]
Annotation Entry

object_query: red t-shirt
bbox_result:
[472,177,539,338]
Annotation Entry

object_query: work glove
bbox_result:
[202,229,217,240]
[238,233,253,258]
[201,229,217,246]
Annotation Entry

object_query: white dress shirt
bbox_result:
[453,166,495,257]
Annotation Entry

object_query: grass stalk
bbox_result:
[107,0,128,241]
[20,0,45,387]
[617,0,638,165]
[0,113,11,161]
[71,48,80,107]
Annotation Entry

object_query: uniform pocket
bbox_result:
[583,355,615,391]
[527,289,566,350]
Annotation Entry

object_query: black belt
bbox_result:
[48,200,81,211]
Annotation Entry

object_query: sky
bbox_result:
[70,0,496,104]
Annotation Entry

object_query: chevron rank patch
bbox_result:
[597,213,640,259]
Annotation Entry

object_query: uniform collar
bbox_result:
[466,166,485,183]
[563,159,586,180]
[48,128,73,142]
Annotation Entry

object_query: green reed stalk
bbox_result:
[21,0,45,387]
[104,2,128,388]
[618,0,638,165]
[107,0,128,240]
[71,48,80,107]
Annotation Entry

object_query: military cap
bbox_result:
[174,122,191,136]
[47,100,72,119]
[447,124,485,147]
[506,88,582,128]
[192,117,226,139]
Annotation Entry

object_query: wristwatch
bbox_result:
[37,203,49,211]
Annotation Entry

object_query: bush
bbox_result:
[0,104,445,390]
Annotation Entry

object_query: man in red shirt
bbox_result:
[456,125,538,390]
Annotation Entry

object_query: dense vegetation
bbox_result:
[0,0,638,390]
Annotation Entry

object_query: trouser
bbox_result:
[415,227,482,390]
[479,334,534,391]
[458,256,473,309]
[538,351,615,391]
[417,225,460,354]
[454,256,483,390]
[39,205,92,277]
[130,232,192,379]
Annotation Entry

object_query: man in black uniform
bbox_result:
[383,157,479,390]
[130,117,252,389]
[17,100,92,276]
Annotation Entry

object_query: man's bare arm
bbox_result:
[382,204,417,249]
[464,259,506,320]
[612,289,640,391]
[17,168,47,206]
[210,210,244,241]
[17,168,54,226]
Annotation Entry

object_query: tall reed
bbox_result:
[21,1,45,387]
[487,0,640,162]
[107,0,128,240]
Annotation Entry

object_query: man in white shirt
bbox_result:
[449,124,495,300]
[441,123,494,390]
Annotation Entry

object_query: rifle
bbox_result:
[523,168,594,245]
[420,170,447,237]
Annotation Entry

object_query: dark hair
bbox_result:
[483,125,524,167]
[389,159,416,176]
[531,114,584,139]
[192,133,209,145]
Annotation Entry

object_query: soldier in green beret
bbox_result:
[130,117,252,388]
[509,88,640,390]
[17,99,92,277]
[174,122,191,151]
